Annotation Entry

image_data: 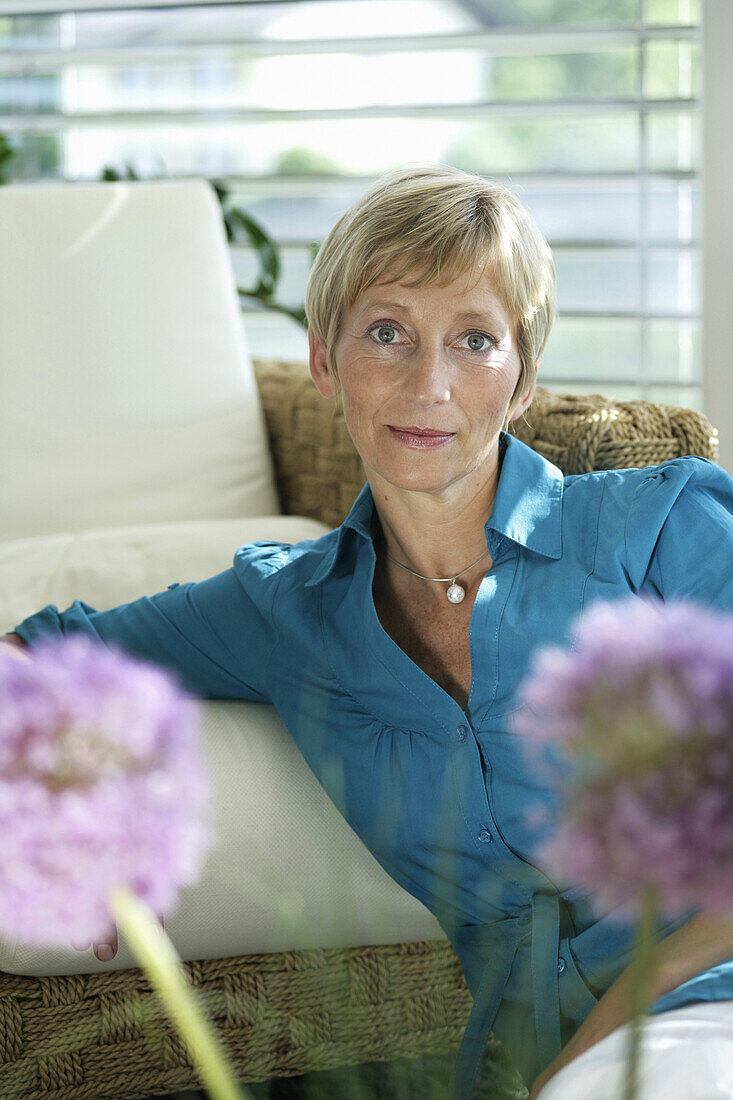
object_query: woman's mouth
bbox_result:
[387,426,456,449]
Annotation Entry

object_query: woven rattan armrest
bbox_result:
[0,941,486,1100]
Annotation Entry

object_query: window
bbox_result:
[0,0,701,406]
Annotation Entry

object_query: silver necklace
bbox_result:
[384,546,492,604]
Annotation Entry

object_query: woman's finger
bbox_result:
[73,912,164,957]
[93,929,118,962]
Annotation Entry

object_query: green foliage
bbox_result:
[446,116,636,175]
[0,131,63,183]
[478,0,636,24]
[490,50,638,100]
[0,133,15,184]
[274,146,342,176]
[645,0,700,23]
[100,164,140,181]
[644,40,699,98]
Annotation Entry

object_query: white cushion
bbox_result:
[0,178,279,540]
[539,1002,733,1100]
[0,516,321,632]
[0,517,445,976]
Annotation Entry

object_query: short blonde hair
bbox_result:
[304,164,556,412]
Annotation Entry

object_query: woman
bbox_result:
[5,165,733,1099]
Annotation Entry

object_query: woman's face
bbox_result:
[309,270,536,501]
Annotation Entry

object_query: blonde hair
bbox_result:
[304,164,556,414]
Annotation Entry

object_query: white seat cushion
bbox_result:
[0,178,279,539]
[0,516,445,976]
[539,1002,733,1100]
[0,516,321,631]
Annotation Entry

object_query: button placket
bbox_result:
[450,718,508,867]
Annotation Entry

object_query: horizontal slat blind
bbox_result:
[0,0,700,406]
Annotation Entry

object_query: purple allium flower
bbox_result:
[514,596,733,920]
[0,635,214,947]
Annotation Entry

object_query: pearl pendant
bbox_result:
[446,582,465,604]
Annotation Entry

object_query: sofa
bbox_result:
[0,178,718,1100]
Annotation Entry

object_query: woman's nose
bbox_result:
[402,348,451,405]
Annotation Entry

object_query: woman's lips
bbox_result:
[387,426,456,449]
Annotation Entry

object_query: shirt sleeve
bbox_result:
[624,456,733,608]
[570,460,733,1004]
[12,565,278,702]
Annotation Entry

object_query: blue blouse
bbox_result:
[15,432,733,1097]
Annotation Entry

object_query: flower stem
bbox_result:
[622,884,657,1100]
[109,886,252,1100]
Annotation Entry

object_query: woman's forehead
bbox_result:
[352,269,511,320]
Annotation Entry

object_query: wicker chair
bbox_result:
[0,360,719,1100]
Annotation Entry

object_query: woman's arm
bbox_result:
[11,567,277,701]
[1,633,30,660]
[642,910,733,999]
[530,910,733,1097]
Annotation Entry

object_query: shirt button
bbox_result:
[478,829,492,843]
[557,957,566,974]
[457,724,469,742]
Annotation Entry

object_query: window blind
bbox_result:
[0,0,700,406]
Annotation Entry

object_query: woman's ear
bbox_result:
[308,328,338,398]
[508,360,538,423]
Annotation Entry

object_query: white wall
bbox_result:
[702,0,733,473]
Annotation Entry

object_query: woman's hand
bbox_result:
[528,1051,571,1098]
[527,1004,617,1097]
[529,1028,599,1098]
[71,913,165,962]
[0,634,31,661]
[528,965,641,1099]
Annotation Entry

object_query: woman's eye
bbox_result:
[366,324,494,351]
[463,332,494,352]
[368,323,400,345]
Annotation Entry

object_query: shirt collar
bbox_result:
[304,481,376,588]
[305,432,564,588]
[486,431,564,559]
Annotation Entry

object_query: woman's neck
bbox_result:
[366,456,501,583]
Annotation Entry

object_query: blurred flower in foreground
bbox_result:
[515,596,733,920]
[516,596,733,1100]
[0,634,249,1100]
[0,634,213,947]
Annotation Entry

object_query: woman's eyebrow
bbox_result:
[356,299,410,316]
[454,309,505,325]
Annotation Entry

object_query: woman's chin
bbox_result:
[365,461,461,496]
[363,446,498,499]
